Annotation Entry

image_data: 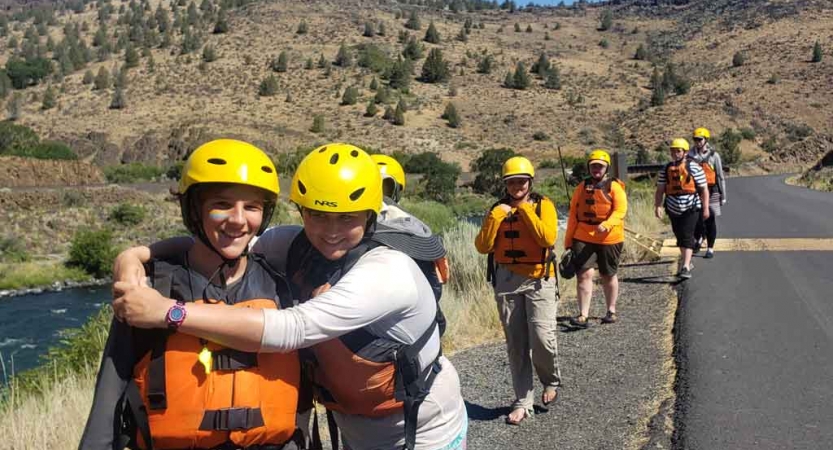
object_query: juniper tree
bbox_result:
[202,44,217,62]
[526,24,532,33]
[296,20,308,35]
[310,114,325,133]
[424,21,440,44]
[477,54,494,74]
[363,22,374,37]
[110,86,127,109]
[599,9,613,31]
[272,51,288,72]
[514,23,520,32]
[634,43,648,60]
[650,84,665,107]
[318,53,327,69]
[544,67,561,89]
[94,66,110,90]
[512,62,530,89]
[393,99,405,125]
[405,10,420,30]
[335,42,352,67]
[258,74,278,96]
[365,99,378,117]
[732,51,745,67]
[369,77,378,90]
[42,85,57,110]
[124,45,140,68]
[213,9,228,33]
[442,102,460,128]
[812,40,822,63]
[383,105,395,121]
[402,36,423,60]
[82,69,94,84]
[420,48,450,83]
[531,52,550,78]
[378,22,386,36]
[341,86,359,105]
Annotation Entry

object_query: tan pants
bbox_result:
[493,266,562,411]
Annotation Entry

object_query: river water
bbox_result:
[0,286,109,379]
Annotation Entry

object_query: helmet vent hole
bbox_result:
[297,181,307,195]
[261,166,273,174]
[329,153,339,165]
[207,158,227,165]
[318,146,328,153]
[349,188,365,201]
[350,150,359,157]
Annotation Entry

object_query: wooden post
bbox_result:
[611,152,627,180]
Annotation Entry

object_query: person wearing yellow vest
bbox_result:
[564,150,627,328]
[109,144,468,450]
[79,140,304,450]
[655,138,710,279]
[474,156,561,426]
[688,127,727,259]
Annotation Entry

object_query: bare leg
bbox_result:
[601,273,618,313]
[576,268,594,318]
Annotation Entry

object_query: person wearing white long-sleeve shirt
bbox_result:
[111,143,467,450]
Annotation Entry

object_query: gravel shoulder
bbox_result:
[450,259,680,450]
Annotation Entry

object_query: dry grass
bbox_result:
[0,261,89,290]
[0,368,96,450]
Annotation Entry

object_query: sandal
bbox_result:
[542,386,559,406]
[601,311,618,324]
[505,407,532,426]
[569,315,590,329]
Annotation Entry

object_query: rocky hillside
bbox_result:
[0,0,831,174]
[0,155,104,187]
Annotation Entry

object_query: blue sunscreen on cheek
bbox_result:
[209,210,230,221]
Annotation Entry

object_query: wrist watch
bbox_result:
[165,300,187,330]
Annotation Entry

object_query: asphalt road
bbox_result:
[673,175,833,449]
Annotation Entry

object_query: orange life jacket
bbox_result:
[665,159,697,195]
[576,177,625,225]
[700,161,716,186]
[127,257,300,450]
[286,235,441,450]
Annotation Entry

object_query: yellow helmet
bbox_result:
[693,127,710,140]
[587,149,611,166]
[290,143,383,214]
[670,138,690,151]
[502,156,535,179]
[179,139,279,237]
[371,154,406,189]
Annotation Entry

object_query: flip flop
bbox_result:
[505,407,531,426]
[542,386,559,406]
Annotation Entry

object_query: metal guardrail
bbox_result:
[627,164,732,175]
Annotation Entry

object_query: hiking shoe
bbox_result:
[678,266,692,279]
[601,311,618,324]
[569,315,590,329]
[704,249,714,259]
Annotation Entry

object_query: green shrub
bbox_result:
[0,121,39,155]
[599,9,613,31]
[442,102,461,128]
[341,86,359,105]
[310,114,325,133]
[424,21,440,44]
[399,198,456,235]
[67,228,117,278]
[420,48,450,83]
[109,203,146,225]
[357,44,393,74]
[470,148,517,197]
[739,127,756,140]
[259,74,278,96]
[103,162,165,183]
[732,51,745,67]
[532,131,550,141]
[717,128,742,165]
[15,141,78,160]
[0,235,30,262]
[811,40,822,63]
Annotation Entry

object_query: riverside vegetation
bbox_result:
[0,166,662,449]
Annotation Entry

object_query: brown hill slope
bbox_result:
[2,0,831,172]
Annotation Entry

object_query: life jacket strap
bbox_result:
[199,407,266,431]
[212,348,259,371]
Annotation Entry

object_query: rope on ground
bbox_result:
[624,226,664,259]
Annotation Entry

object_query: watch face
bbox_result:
[169,307,185,322]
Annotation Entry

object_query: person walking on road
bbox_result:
[474,156,562,426]
[564,150,628,328]
[655,138,710,279]
[688,127,727,259]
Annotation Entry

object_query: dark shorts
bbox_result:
[669,208,699,249]
[570,239,624,277]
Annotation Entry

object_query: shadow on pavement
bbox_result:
[465,401,510,421]
[619,274,681,285]
[620,259,675,268]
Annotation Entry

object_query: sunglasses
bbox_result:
[693,137,705,142]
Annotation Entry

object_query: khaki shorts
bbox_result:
[570,239,624,276]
